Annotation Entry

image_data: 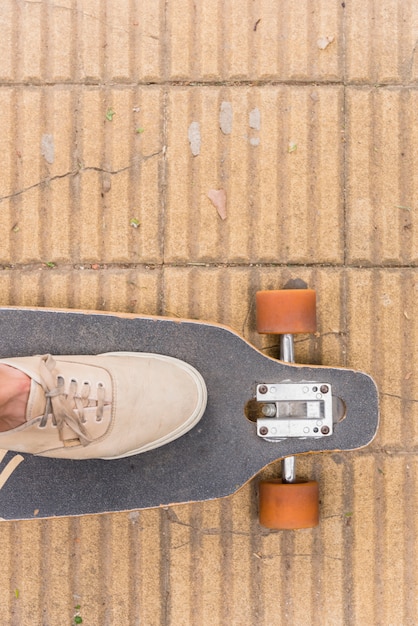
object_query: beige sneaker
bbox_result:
[0,353,207,459]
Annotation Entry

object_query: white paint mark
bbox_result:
[188,122,201,156]
[381,294,392,307]
[250,137,260,147]
[129,511,140,523]
[41,134,55,164]
[317,35,335,50]
[249,108,261,131]
[102,174,111,193]
[219,102,233,135]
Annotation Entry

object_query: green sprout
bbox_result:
[73,605,83,624]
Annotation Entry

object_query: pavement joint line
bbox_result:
[2,81,418,89]
[1,263,418,270]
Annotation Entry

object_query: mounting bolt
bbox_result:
[259,426,269,436]
[262,404,276,417]
[320,385,329,394]
[321,425,330,435]
[259,385,268,394]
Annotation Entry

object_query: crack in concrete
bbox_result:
[381,391,418,404]
[252,552,344,562]
[0,151,163,203]
[164,509,252,537]
[22,0,131,36]
[407,38,418,79]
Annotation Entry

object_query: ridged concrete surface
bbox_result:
[0,1,417,625]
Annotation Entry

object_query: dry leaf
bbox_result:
[208,189,227,220]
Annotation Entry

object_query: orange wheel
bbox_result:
[258,480,319,529]
[256,289,317,334]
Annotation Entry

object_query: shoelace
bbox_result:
[38,355,106,446]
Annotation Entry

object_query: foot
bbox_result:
[0,353,207,459]
[0,364,31,432]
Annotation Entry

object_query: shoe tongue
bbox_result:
[25,379,47,421]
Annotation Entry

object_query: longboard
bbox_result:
[0,307,378,521]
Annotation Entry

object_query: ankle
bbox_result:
[0,364,31,431]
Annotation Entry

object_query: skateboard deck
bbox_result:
[0,307,379,521]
